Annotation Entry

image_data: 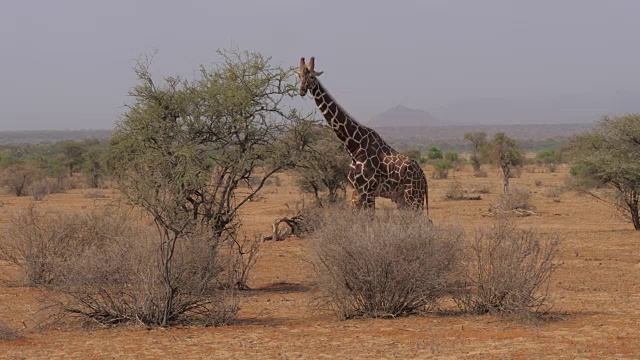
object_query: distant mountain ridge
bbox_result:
[0,129,112,145]
[374,123,593,141]
[369,89,640,127]
[367,105,445,127]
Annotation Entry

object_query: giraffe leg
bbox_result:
[350,190,359,207]
[352,189,375,210]
[404,185,430,212]
[393,192,408,210]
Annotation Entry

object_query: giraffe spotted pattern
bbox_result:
[297,57,429,216]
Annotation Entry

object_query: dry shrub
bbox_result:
[0,323,20,341]
[288,197,350,236]
[58,226,238,327]
[443,180,465,200]
[454,220,561,317]
[543,186,565,199]
[311,209,463,320]
[0,206,240,327]
[473,170,488,178]
[63,175,86,190]
[229,235,262,290]
[29,179,49,201]
[534,180,543,187]
[1,165,37,196]
[470,185,492,194]
[45,177,67,194]
[508,167,522,178]
[0,205,112,286]
[83,190,108,199]
[498,187,533,211]
[432,168,449,180]
[270,175,281,187]
[545,163,557,173]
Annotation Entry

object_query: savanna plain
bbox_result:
[1,164,639,359]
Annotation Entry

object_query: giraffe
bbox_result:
[296,57,430,217]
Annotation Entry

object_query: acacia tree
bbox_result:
[569,114,640,230]
[108,49,311,325]
[487,132,524,195]
[294,123,350,207]
[464,131,487,172]
[0,164,37,196]
[59,141,88,176]
[82,143,108,188]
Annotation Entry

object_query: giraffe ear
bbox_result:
[313,71,324,77]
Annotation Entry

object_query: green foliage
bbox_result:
[402,149,422,162]
[82,144,108,188]
[536,147,560,163]
[463,132,488,171]
[107,48,313,323]
[427,146,443,160]
[443,150,459,163]
[110,48,308,236]
[568,114,640,230]
[569,163,595,177]
[435,159,453,170]
[294,124,350,206]
[0,164,39,196]
[487,132,524,194]
[57,140,90,176]
[433,159,453,179]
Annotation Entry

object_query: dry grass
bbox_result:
[497,187,533,211]
[311,209,463,319]
[469,185,492,194]
[1,167,640,358]
[83,190,108,199]
[0,323,20,341]
[0,205,240,327]
[0,205,115,286]
[544,186,565,199]
[454,220,561,317]
[56,225,239,327]
[443,180,465,200]
[473,169,488,177]
[29,180,49,201]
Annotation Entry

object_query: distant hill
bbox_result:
[375,123,593,141]
[429,89,640,125]
[368,105,445,127]
[0,129,112,145]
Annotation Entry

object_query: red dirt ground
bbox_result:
[1,165,639,359]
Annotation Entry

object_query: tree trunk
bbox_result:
[630,199,640,231]
[471,155,481,172]
[502,165,510,195]
[311,184,322,207]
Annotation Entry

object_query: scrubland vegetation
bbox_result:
[1,49,640,358]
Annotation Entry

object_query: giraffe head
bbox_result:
[297,57,324,96]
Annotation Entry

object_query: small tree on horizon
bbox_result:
[402,149,422,163]
[487,132,524,195]
[464,131,488,172]
[427,146,443,160]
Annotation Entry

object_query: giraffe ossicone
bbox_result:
[297,56,430,218]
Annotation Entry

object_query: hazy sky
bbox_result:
[2,0,640,130]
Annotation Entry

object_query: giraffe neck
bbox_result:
[311,80,370,156]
